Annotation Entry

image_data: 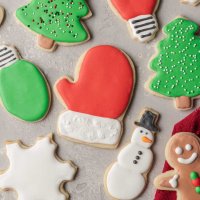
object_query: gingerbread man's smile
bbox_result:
[175,144,198,165]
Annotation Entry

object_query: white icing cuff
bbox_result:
[169,174,179,188]
[58,111,122,146]
[128,14,158,42]
[0,45,19,68]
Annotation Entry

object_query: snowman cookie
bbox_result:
[104,108,160,199]
[0,6,4,25]
[181,0,200,6]
[54,45,135,149]
[108,0,160,42]
[0,45,50,122]
[154,132,200,200]
[0,135,77,200]
[16,0,92,52]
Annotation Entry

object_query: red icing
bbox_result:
[111,0,158,20]
[154,108,200,200]
[56,45,134,119]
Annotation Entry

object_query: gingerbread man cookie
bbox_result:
[55,45,135,149]
[181,0,200,6]
[16,0,92,52]
[147,17,200,110]
[105,108,160,200]
[154,132,200,200]
[108,0,160,42]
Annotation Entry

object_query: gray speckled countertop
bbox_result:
[0,0,200,199]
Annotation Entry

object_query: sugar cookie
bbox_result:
[54,45,135,149]
[154,132,200,200]
[0,135,77,200]
[16,0,92,52]
[0,6,4,25]
[0,45,50,122]
[104,108,160,199]
[108,0,160,42]
[147,17,200,110]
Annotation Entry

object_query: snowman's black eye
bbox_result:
[145,132,148,135]
[140,130,143,133]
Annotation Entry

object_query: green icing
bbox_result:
[0,60,50,122]
[149,18,200,98]
[191,171,199,180]
[16,0,90,43]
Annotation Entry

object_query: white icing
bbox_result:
[185,144,192,151]
[128,14,158,42]
[0,137,76,200]
[169,174,179,188]
[182,0,200,5]
[175,147,183,155]
[178,152,198,164]
[0,45,19,68]
[106,128,154,199]
[58,111,122,145]
[131,127,154,149]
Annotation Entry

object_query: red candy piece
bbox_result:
[192,178,200,187]
[110,0,158,20]
[56,45,134,119]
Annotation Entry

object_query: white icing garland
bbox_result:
[58,111,122,145]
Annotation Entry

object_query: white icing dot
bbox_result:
[175,147,183,155]
[185,144,192,151]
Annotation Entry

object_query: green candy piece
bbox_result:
[0,60,50,122]
[16,0,90,43]
[191,172,199,180]
[196,187,200,194]
[149,18,200,102]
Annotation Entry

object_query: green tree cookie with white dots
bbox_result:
[16,0,91,51]
[148,17,200,110]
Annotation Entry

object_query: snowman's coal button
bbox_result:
[136,156,140,160]
[138,151,143,155]
[133,160,138,164]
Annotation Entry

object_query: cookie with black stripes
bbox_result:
[0,45,51,122]
[108,0,160,42]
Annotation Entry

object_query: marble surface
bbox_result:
[0,0,199,199]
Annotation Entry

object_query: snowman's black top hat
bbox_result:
[135,109,160,132]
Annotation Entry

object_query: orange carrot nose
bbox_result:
[142,136,153,143]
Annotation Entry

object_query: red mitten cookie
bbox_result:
[154,108,200,200]
[108,0,159,42]
[55,45,135,149]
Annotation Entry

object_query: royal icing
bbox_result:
[0,6,4,25]
[105,109,160,199]
[16,0,91,50]
[128,14,158,42]
[149,18,200,110]
[182,0,200,6]
[55,45,134,119]
[110,0,159,42]
[154,132,200,200]
[169,175,179,188]
[0,136,77,200]
[0,45,50,122]
[58,111,122,145]
[175,146,183,155]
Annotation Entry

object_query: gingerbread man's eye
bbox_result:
[175,147,183,155]
[185,144,192,151]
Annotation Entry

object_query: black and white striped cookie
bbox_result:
[128,14,158,42]
[0,45,19,68]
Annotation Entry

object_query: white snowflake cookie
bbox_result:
[0,135,77,200]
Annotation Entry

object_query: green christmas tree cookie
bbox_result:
[0,45,50,122]
[148,17,200,110]
[16,0,91,51]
